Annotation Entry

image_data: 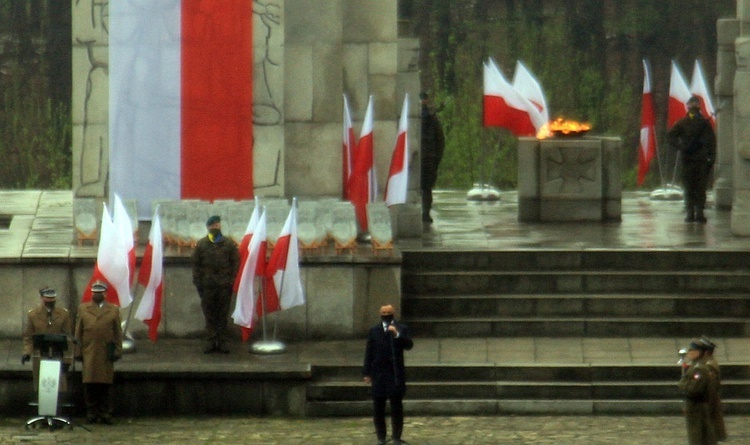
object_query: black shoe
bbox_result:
[217,343,230,354]
[696,214,707,223]
[685,214,695,222]
[86,416,98,424]
[422,214,433,223]
[203,343,217,354]
[99,415,113,425]
[377,440,387,445]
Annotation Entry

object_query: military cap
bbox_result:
[39,287,57,298]
[91,281,108,293]
[206,215,221,226]
[687,95,701,106]
[699,336,717,351]
[688,338,708,351]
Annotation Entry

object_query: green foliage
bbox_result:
[0,67,71,189]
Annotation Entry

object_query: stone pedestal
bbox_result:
[517,136,622,222]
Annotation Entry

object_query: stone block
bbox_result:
[736,37,750,70]
[718,19,741,46]
[517,138,540,199]
[285,123,341,196]
[734,116,750,159]
[716,51,736,95]
[343,0,397,43]
[312,44,344,122]
[539,140,602,199]
[254,37,285,127]
[343,44,370,109]
[391,204,422,239]
[306,267,354,337]
[284,45,314,122]
[540,199,602,221]
[368,75,398,119]
[0,266,24,337]
[600,137,622,200]
[71,123,108,198]
[253,125,285,197]
[253,1,285,49]
[71,46,109,125]
[72,1,109,44]
[731,189,750,236]
[162,268,204,337]
[285,0,342,44]
[396,72,421,106]
[369,42,398,75]
[741,2,750,32]
[398,38,420,73]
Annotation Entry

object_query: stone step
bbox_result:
[402,270,750,295]
[403,317,750,337]
[402,250,750,273]
[402,294,750,318]
[306,399,750,416]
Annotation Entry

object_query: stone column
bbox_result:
[732,0,750,235]
[714,19,739,210]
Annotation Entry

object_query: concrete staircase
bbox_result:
[400,250,750,337]
[306,363,750,416]
[305,249,750,416]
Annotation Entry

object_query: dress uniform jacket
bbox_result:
[679,360,719,445]
[75,302,123,384]
[704,357,727,442]
[23,306,72,356]
[363,321,414,398]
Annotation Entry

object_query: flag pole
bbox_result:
[251,269,286,354]
[120,283,140,353]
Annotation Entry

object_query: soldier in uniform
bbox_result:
[75,281,123,424]
[701,336,727,442]
[192,215,239,354]
[363,305,414,445]
[678,339,719,445]
[667,95,716,223]
[419,92,445,224]
[22,287,73,390]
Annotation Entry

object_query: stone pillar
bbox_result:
[732,0,750,235]
[714,19,740,210]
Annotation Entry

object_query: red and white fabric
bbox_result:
[347,95,376,231]
[109,0,254,218]
[135,208,164,342]
[385,94,410,207]
[232,209,267,341]
[512,60,549,125]
[233,198,260,292]
[342,95,356,200]
[668,60,692,129]
[483,58,545,136]
[689,59,717,128]
[637,59,657,186]
[265,201,304,312]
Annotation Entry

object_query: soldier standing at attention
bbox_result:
[700,336,727,442]
[75,281,122,425]
[192,215,239,354]
[679,339,719,445]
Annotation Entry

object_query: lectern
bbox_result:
[25,334,73,430]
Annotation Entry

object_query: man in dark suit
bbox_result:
[363,304,414,445]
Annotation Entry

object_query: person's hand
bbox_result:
[363,376,372,384]
[21,354,30,365]
[387,324,399,337]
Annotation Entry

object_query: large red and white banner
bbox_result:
[690,60,716,128]
[385,94,409,207]
[109,0,254,216]
[135,208,164,342]
[483,59,545,136]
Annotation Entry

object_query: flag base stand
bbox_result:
[250,340,287,355]
[356,232,371,244]
[466,184,500,201]
[649,184,684,201]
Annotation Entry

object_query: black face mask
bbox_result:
[209,228,222,238]
[381,315,394,324]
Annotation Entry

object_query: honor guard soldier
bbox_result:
[700,336,727,442]
[678,339,720,445]
[22,287,73,390]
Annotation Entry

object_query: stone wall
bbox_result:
[2,259,400,341]
[730,1,750,235]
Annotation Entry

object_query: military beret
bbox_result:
[39,287,57,298]
[206,215,221,226]
[91,281,108,293]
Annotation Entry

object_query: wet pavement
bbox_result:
[4,415,750,444]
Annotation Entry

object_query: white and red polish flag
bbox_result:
[232,209,267,342]
[233,197,260,292]
[483,58,545,136]
[347,95,376,231]
[109,0,254,218]
[135,208,164,342]
[690,59,717,128]
[265,200,304,313]
[82,204,133,307]
[637,59,657,186]
[342,95,356,200]
[512,60,549,125]
[112,195,136,286]
[668,60,692,129]
[385,94,410,207]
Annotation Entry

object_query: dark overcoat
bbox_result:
[363,321,413,398]
[679,360,719,445]
[75,302,122,384]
